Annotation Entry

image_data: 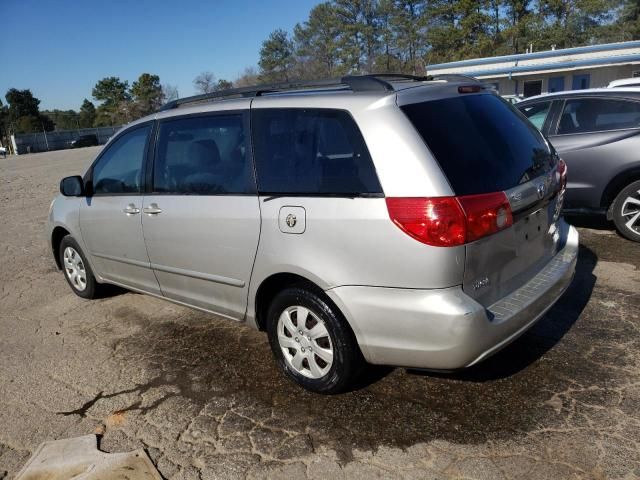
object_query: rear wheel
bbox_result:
[59,235,100,299]
[266,287,364,394]
[612,180,640,242]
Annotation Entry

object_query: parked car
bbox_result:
[48,75,577,393]
[69,134,99,148]
[608,78,640,88]
[502,94,523,105]
[518,88,640,242]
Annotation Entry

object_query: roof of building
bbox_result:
[427,41,640,79]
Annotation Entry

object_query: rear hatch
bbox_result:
[401,91,564,307]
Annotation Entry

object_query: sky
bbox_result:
[0,0,321,110]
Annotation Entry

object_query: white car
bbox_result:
[608,78,640,88]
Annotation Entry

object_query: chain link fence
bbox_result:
[11,126,122,154]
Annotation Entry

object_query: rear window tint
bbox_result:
[557,98,640,134]
[402,94,554,196]
[252,108,382,195]
[153,114,253,194]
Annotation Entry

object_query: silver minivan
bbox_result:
[48,75,578,393]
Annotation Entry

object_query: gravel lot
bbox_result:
[1,147,639,480]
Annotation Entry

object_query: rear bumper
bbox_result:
[326,222,579,369]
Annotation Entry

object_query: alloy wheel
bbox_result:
[621,189,640,235]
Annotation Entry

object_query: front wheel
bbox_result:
[266,287,364,394]
[59,235,100,299]
[612,180,640,242]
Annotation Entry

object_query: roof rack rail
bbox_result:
[157,73,478,111]
[158,75,397,111]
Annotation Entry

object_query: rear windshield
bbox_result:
[401,94,555,196]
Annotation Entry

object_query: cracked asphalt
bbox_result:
[1,147,640,479]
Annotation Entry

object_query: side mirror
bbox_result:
[60,176,84,196]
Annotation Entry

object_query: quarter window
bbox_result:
[92,124,150,194]
[520,101,552,130]
[557,98,640,134]
[251,109,382,195]
[153,114,252,194]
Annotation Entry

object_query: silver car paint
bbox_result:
[80,195,162,295]
[48,84,578,370]
[140,195,260,319]
[328,220,577,368]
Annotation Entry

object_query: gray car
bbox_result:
[518,88,640,242]
[48,75,578,393]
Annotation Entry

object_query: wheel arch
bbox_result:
[51,226,71,270]
[253,272,352,336]
[602,165,640,217]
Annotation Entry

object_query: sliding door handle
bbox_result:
[143,203,162,215]
[123,204,140,215]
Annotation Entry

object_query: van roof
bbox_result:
[158,74,484,112]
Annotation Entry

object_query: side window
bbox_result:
[153,114,252,194]
[252,109,382,195]
[519,101,552,130]
[92,124,150,194]
[557,98,640,135]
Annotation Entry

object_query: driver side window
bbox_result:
[92,125,151,195]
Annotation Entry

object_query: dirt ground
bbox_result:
[1,147,639,480]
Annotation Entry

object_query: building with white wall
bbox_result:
[427,41,640,98]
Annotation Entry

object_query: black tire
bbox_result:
[266,286,365,394]
[612,179,640,243]
[58,235,100,299]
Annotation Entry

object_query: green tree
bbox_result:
[4,89,53,133]
[259,29,295,82]
[131,73,164,116]
[78,99,96,128]
[375,0,404,72]
[92,77,130,125]
[215,79,234,91]
[539,0,615,49]
[42,109,79,130]
[617,0,640,40]
[389,0,429,74]
[92,77,130,109]
[293,3,343,78]
[334,0,381,73]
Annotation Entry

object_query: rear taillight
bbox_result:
[386,197,466,246]
[557,158,567,191]
[386,192,512,247]
[457,192,513,242]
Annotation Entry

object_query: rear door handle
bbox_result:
[123,204,140,215]
[143,203,162,215]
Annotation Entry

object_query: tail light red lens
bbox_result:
[457,192,513,242]
[386,197,466,247]
[557,158,567,190]
[386,192,512,247]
